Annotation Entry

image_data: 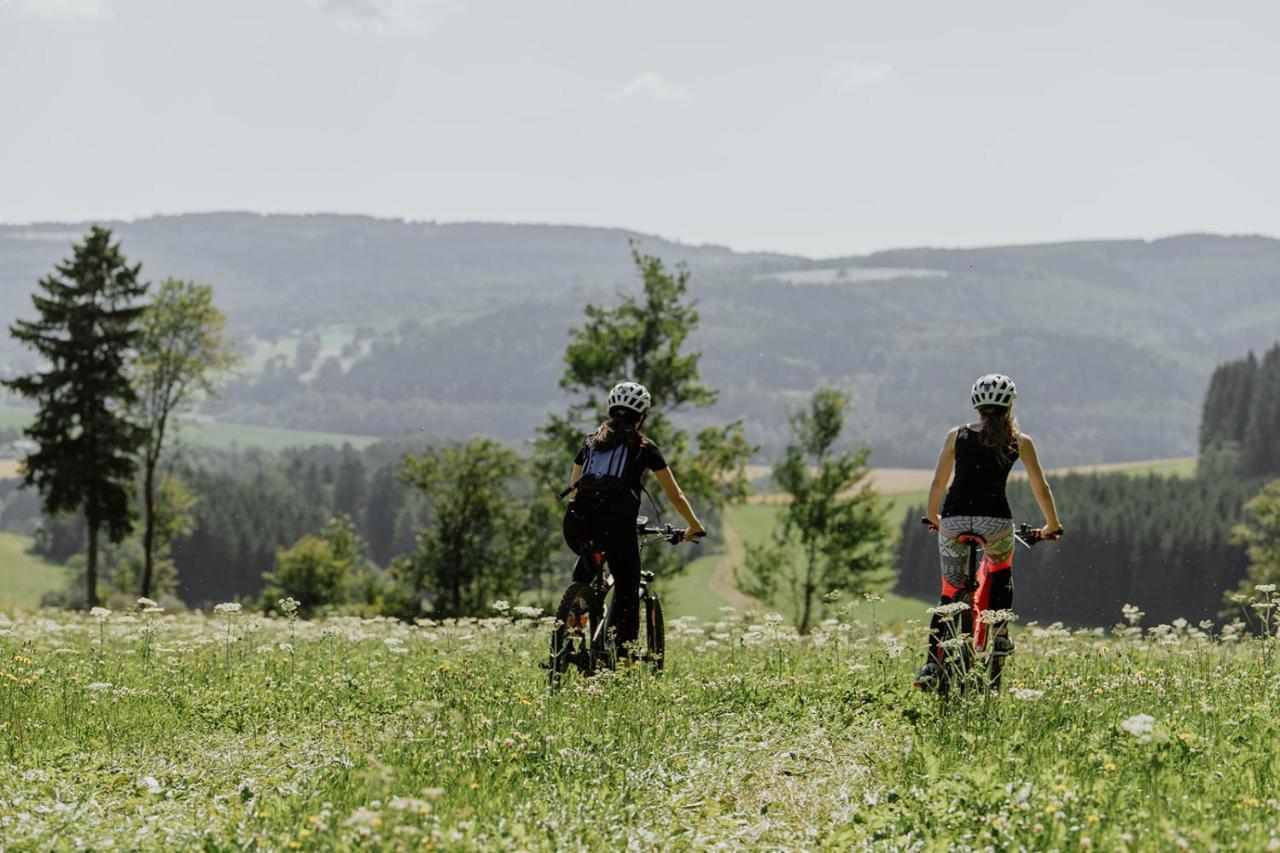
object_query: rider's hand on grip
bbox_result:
[921,516,940,533]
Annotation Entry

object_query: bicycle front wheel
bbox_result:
[645,594,665,673]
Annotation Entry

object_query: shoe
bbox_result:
[913,662,940,691]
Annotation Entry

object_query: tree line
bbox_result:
[1199,343,1280,478]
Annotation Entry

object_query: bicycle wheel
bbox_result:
[549,582,602,688]
[645,594,665,673]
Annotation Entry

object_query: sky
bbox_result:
[1,0,1278,257]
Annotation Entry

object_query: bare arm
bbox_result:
[653,467,705,536]
[925,428,958,530]
[1019,434,1063,536]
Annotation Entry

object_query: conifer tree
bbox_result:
[3,227,148,607]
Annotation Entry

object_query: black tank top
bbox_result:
[941,425,1019,519]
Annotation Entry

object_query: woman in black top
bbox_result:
[915,374,1063,689]
[565,381,705,657]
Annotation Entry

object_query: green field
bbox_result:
[665,501,931,627]
[2,604,1277,848]
[0,532,68,610]
[0,405,381,453]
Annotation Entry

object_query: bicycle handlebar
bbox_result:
[637,523,705,545]
[919,517,1063,547]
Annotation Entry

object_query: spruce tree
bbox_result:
[3,227,148,607]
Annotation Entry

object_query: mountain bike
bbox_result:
[919,519,1059,695]
[547,517,700,688]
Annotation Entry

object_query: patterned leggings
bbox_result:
[927,515,1015,661]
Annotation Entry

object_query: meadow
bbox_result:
[2,592,1279,850]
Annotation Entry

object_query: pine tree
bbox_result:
[1243,345,1280,477]
[3,227,148,607]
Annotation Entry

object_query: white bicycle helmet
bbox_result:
[607,381,651,415]
[971,374,1017,409]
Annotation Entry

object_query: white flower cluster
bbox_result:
[213,602,242,615]
[1120,713,1157,742]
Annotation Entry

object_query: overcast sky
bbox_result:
[2,0,1277,257]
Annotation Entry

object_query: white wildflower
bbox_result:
[1121,604,1144,626]
[1256,583,1277,594]
[89,606,111,621]
[928,602,970,616]
[137,597,159,609]
[277,597,301,615]
[979,608,1018,624]
[87,681,113,691]
[213,602,242,615]
[137,775,163,795]
[491,600,510,614]
[764,613,785,624]
[1120,713,1156,741]
[513,605,542,619]
[1011,688,1044,701]
[389,796,432,813]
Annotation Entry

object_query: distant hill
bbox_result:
[3,214,1279,465]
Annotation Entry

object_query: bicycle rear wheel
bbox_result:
[644,594,665,673]
[549,582,602,688]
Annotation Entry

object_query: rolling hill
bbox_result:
[4,215,1279,465]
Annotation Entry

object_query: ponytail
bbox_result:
[977,405,1020,465]
[592,407,647,451]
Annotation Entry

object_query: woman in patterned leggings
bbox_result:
[914,373,1063,691]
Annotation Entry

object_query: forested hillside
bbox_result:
[5,216,1280,464]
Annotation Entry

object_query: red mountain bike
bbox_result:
[920,518,1056,694]
[547,517,699,688]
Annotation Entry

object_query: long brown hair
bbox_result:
[593,407,648,451]
[977,405,1020,465]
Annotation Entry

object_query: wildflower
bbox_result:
[980,608,1017,624]
[1256,584,1277,594]
[491,600,510,614]
[928,602,969,616]
[823,590,842,602]
[389,796,432,814]
[213,602,242,615]
[1121,604,1144,625]
[1103,763,1116,772]
[863,592,883,602]
[1198,620,1214,631]
[138,775,163,795]
[87,682,113,691]
[1120,713,1156,741]
[1252,601,1276,612]
[90,606,111,621]
[278,597,301,616]
[513,605,541,618]
[1011,687,1044,700]
[764,613,785,624]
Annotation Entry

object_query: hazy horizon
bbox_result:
[3,0,1279,256]
[3,209,1277,261]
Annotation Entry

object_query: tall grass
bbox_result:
[1,593,1278,849]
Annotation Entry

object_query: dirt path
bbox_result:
[707,519,759,613]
